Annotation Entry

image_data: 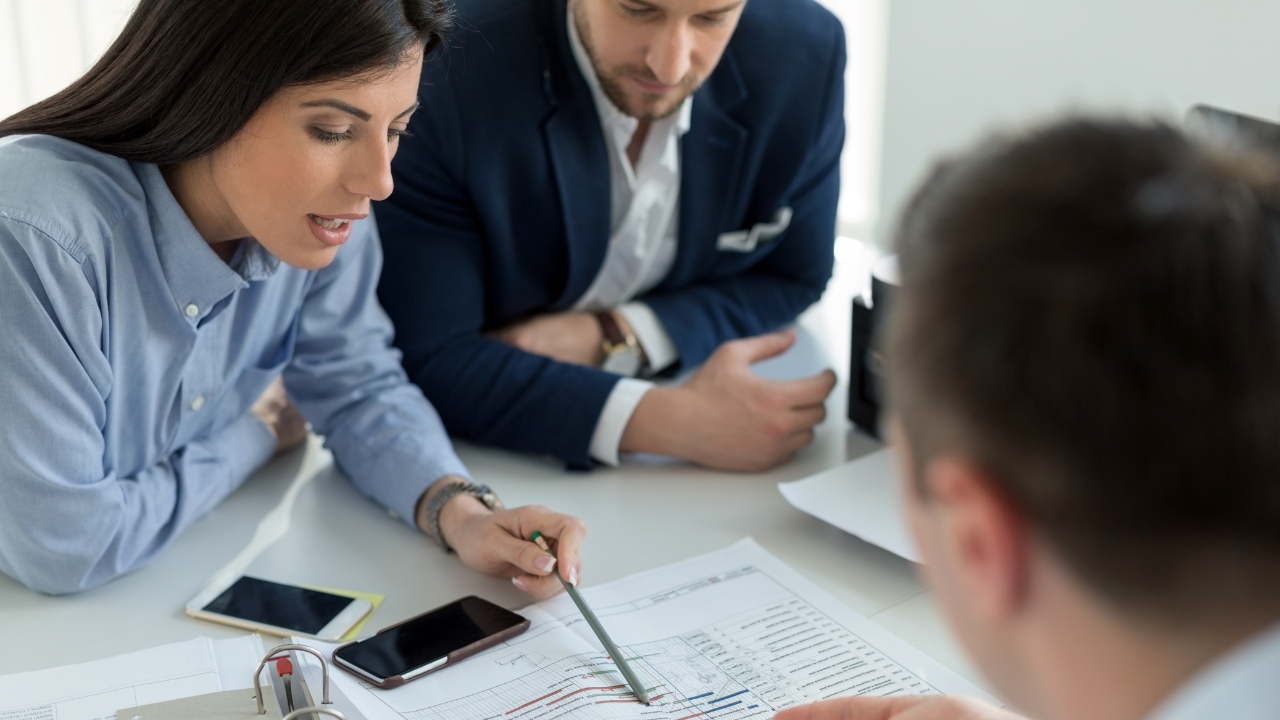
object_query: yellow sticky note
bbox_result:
[303,585,386,640]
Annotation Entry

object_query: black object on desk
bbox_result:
[848,262,897,439]
[1186,104,1280,148]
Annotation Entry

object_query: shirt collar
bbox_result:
[134,162,282,324]
[566,7,693,149]
[1145,621,1280,720]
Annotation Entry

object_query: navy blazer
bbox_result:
[377,0,846,468]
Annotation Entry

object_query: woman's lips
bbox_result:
[307,213,360,246]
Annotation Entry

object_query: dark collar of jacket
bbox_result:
[531,0,751,308]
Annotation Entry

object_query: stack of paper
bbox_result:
[0,636,264,720]
[779,450,923,563]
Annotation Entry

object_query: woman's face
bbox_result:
[200,50,424,270]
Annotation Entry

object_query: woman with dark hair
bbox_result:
[0,0,586,596]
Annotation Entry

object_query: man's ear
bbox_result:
[923,457,1031,622]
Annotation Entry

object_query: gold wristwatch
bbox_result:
[596,311,644,377]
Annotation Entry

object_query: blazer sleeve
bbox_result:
[641,28,846,369]
[376,68,621,470]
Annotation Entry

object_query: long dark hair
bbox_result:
[0,0,452,164]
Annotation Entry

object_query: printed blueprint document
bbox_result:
[301,539,996,720]
[0,635,264,720]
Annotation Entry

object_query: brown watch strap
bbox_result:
[595,311,628,347]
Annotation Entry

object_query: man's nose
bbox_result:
[646,23,692,86]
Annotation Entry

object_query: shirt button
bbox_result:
[184,303,199,318]
[190,395,205,411]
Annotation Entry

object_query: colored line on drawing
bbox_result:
[506,688,565,714]
[546,685,626,705]
[747,705,759,710]
[710,689,750,704]
[685,692,714,701]
[675,713,707,720]
[587,685,661,700]
[706,701,743,714]
[595,694,668,705]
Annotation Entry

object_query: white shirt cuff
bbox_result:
[589,377,654,466]
[618,302,680,374]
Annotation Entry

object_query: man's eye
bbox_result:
[621,3,653,16]
[311,127,352,144]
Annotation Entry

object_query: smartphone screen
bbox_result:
[336,596,527,680]
[202,576,356,635]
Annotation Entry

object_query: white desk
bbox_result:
[0,253,989,698]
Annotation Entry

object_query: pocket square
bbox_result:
[716,206,794,252]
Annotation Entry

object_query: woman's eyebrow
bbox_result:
[301,99,372,121]
[397,101,420,119]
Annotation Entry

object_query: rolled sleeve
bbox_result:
[284,217,470,528]
[184,412,279,508]
[0,217,286,593]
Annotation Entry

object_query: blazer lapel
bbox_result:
[538,0,612,310]
[662,48,750,291]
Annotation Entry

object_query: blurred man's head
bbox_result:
[570,0,745,120]
[886,119,1280,716]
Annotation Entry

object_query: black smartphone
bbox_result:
[332,596,530,689]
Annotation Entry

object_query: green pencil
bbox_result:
[531,531,651,706]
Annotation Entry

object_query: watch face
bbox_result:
[603,349,643,377]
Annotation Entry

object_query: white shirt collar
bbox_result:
[566,6,693,148]
[1145,621,1280,720]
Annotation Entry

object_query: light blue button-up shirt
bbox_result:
[0,135,469,595]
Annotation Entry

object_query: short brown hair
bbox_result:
[888,118,1280,621]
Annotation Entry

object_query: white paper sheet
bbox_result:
[0,636,264,720]
[298,539,991,720]
[779,450,923,563]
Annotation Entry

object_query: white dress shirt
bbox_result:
[567,11,692,465]
[1144,621,1280,720]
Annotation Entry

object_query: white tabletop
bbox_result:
[0,250,989,698]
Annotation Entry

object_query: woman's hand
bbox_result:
[429,486,588,600]
[773,697,1024,720]
[250,376,308,455]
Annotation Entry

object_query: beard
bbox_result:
[572,3,703,120]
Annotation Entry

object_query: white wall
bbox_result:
[875,0,1280,247]
[821,0,888,236]
[0,0,886,238]
[0,0,136,119]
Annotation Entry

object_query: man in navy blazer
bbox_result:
[377,0,845,471]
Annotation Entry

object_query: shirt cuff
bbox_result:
[618,302,680,375]
[589,378,654,466]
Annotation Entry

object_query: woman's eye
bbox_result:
[389,128,413,141]
[310,127,352,144]
[620,3,652,17]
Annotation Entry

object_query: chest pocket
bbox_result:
[716,206,794,252]
[224,312,301,421]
